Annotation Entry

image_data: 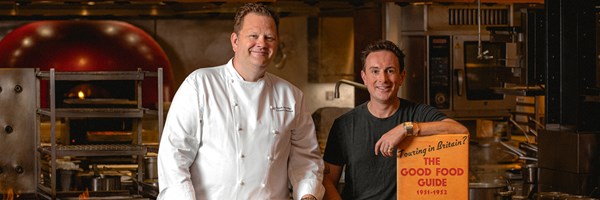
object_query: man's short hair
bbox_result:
[360,40,406,71]
[233,3,279,34]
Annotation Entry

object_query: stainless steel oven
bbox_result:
[427,34,517,118]
[398,3,520,119]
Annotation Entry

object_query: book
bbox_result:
[397,134,469,200]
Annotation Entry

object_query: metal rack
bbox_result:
[36,68,163,199]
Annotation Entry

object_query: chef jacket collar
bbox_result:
[226,58,271,87]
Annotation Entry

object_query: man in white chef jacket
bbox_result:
[157,3,324,200]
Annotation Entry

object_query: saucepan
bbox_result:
[90,175,121,191]
[469,182,514,200]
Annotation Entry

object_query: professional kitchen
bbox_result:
[0,0,597,199]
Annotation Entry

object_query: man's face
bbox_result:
[361,50,405,104]
[231,13,278,69]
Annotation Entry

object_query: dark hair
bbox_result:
[233,3,279,34]
[360,40,405,71]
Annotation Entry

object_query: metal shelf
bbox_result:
[37,184,143,200]
[36,68,164,199]
[37,108,146,118]
[36,70,148,81]
[38,145,147,157]
[492,86,545,96]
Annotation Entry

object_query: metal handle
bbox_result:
[455,69,464,96]
[520,143,538,152]
[519,156,538,162]
[499,141,526,157]
[528,116,546,130]
[509,118,533,143]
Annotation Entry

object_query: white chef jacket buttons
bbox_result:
[239,180,245,186]
[240,154,245,158]
[267,155,274,161]
[271,130,278,134]
[238,127,243,131]
[269,106,273,110]
[261,183,266,188]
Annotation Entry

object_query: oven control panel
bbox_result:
[428,36,451,110]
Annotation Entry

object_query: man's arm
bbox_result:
[413,118,468,136]
[157,77,201,200]
[322,162,344,200]
[288,94,325,200]
[375,119,468,157]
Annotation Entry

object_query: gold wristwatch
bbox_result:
[403,122,415,137]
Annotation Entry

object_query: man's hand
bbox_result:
[374,124,408,157]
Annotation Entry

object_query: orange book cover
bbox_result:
[397,134,469,200]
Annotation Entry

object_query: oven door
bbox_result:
[452,34,516,114]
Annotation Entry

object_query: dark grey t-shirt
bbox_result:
[323,98,447,200]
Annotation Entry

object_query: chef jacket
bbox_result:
[157,59,324,200]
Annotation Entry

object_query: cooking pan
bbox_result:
[469,182,514,200]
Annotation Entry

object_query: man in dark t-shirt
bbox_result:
[322,40,467,200]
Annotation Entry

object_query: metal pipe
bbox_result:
[476,0,492,60]
[334,79,367,98]
[477,0,482,59]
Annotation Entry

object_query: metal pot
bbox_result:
[469,182,513,200]
[57,169,78,191]
[144,156,158,180]
[91,175,121,191]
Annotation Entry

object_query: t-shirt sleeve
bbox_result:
[322,119,345,166]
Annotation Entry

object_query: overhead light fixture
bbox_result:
[15,1,31,6]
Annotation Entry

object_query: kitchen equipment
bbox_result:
[469,182,514,200]
[35,69,163,199]
[510,118,535,144]
[522,163,538,198]
[426,33,517,119]
[57,169,78,191]
[86,131,133,144]
[519,142,538,159]
[144,156,158,181]
[523,164,538,182]
[537,1,600,195]
[0,69,37,195]
[534,192,569,200]
[499,141,526,157]
[91,175,121,191]
[0,20,174,108]
[132,178,159,199]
